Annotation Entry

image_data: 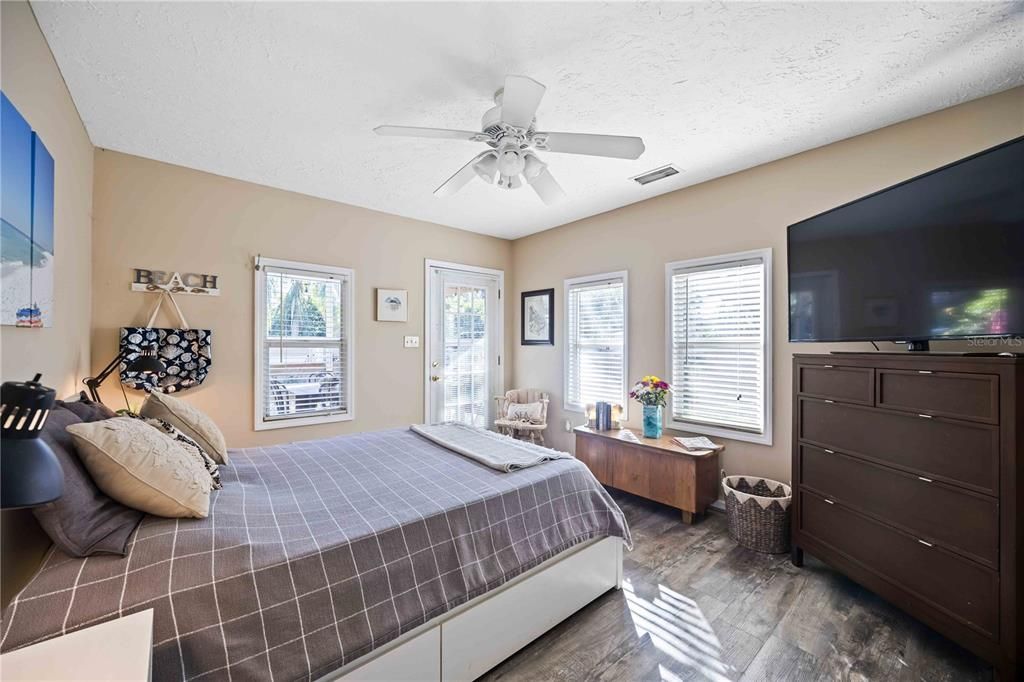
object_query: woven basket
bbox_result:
[723,475,792,554]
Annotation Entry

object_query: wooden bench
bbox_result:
[574,426,721,523]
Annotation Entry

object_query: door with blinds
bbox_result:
[426,262,503,427]
[667,250,771,444]
[255,258,354,430]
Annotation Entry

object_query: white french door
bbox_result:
[425,261,503,426]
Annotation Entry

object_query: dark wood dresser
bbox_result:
[792,353,1022,679]
[574,426,720,523]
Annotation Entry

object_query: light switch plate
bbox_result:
[404,336,420,348]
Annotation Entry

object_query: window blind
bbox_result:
[261,265,350,422]
[669,258,766,434]
[565,275,626,411]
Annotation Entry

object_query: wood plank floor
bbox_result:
[482,490,994,682]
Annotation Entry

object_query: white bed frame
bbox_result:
[320,537,623,682]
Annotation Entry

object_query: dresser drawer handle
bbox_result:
[917,370,933,374]
[918,476,933,483]
[917,413,933,419]
[824,499,835,505]
[918,539,933,548]
[823,449,835,454]
[823,365,834,369]
[824,399,835,404]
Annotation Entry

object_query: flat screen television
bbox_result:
[788,135,1024,349]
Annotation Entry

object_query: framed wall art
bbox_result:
[521,288,554,345]
[376,288,408,322]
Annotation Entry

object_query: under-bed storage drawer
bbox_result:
[876,369,999,424]
[799,444,998,566]
[441,538,619,681]
[797,364,874,405]
[798,398,999,494]
[800,491,998,637]
[340,627,440,681]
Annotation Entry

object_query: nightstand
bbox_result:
[0,609,153,681]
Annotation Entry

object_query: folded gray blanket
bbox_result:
[411,422,573,472]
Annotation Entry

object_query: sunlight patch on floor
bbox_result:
[623,578,732,682]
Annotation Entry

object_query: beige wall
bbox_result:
[0,1,95,604]
[91,151,513,448]
[511,86,1024,485]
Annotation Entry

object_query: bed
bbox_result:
[1,427,630,681]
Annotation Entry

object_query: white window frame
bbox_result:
[253,256,356,430]
[563,270,629,417]
[665,249,772,445]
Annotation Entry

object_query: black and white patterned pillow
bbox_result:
[126,413,222,489]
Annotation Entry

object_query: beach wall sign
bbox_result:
[132,269,221,296]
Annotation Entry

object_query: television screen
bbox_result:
[788,136,1024,343]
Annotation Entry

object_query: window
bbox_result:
[564,271,628,414]
[666,249,772,445]
[254,257,354,430]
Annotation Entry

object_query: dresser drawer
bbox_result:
[798,398,998,495]
[799,444,999,566]
[798,364,873,405]
[877,369,998,424]
[800,491,998,637]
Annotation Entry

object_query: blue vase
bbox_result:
[642,405,663,439]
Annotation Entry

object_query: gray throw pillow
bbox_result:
[58,392,116,423]
[31,405,143,557]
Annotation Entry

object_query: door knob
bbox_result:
[431,375,441,382]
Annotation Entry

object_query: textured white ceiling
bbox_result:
[32,2,1024,239]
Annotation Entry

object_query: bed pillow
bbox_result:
[139,391,229,464]
[136,415,222,490]
[67,417,214,519]
[507,401,544,423]
[58,392,116,422]
[31,405,143,557]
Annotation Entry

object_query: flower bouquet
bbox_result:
[630,375,671,438]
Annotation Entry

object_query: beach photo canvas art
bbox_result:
[1,92,54,327]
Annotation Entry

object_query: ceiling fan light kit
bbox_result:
[374,74,645,205]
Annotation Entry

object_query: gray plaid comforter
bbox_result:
[1,428,630,681]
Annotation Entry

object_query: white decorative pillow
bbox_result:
[507,401,543,423]
[136,415,222,490]
[67,417,214,518]
[140,391,229,464]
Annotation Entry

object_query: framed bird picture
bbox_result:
[521,288,554,345]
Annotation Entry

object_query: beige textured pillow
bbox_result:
[140,391,229,464]
[507,401,543,423]
[67,417,214,518]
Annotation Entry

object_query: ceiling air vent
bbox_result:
[631,164,680,186]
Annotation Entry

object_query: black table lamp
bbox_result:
[1,374,64,509]
[83,343,166,405]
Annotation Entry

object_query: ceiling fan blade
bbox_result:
[375,125,485,141]
[532,131,645,160]
[500,75,546,129]
[434,151,494,198]
[529,167,567,206]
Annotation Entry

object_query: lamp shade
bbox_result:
[1,374,63,509]
[127,344,166,375]
[473,153,499,183]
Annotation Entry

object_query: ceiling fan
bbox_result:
[374,75,645,205]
